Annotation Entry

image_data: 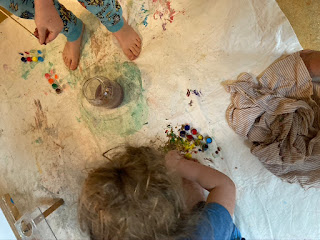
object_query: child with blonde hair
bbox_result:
[79,147,243,240]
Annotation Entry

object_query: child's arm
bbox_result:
[165,151,236,215]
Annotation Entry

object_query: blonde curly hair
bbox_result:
[78,147,200,240]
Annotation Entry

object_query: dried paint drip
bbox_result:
[19,50,44,63]
[153,0,185,31]
[186,89,202,97]
[163,123,218,159]
[44,69,63,94]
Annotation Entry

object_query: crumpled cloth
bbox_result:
[224,52,320,188]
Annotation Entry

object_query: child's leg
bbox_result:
[77,0,141,60]
[0,0,84,70]
[300,50,320,82]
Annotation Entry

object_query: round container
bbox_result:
[82,76,124,108]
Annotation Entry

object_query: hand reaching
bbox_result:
[34,0,64,45]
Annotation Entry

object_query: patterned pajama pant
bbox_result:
[0,0,124,41]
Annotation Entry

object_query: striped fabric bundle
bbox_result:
[225,52,320,188]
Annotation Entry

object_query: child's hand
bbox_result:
[34,0,64,45]
[165,150,184,172]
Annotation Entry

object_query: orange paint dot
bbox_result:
[55,74,58,79]
[48,79,54,84]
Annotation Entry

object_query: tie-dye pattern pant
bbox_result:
[0,0,124,42]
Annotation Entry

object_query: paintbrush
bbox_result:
[0,8,37,39]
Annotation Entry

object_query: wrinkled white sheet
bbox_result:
[1,0,319,239]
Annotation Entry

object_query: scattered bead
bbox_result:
[37,50,42,54]
[21,57,27,62]
[217,147,221,151]
[52,83,58,89]
[184,125,190,131]
[50,69,55,75]
[206,137,212,144]
[215,151,219,154]
[55,74,58,79]
[45,73,50,79]
[48,79,54,84]
[198,135,203,140]
[185,153,192,159]
[179,130,186,137]
[26,57,32,62]
[187,135,193,141]
[55,88,62,94]
[25,51,29,54]
[38,57,44,62]
[32,57,38,62]
[19,53,24,56]
[202,144,209,151]
[191,129,197,135]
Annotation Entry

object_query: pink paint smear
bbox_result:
[152,0,185,30]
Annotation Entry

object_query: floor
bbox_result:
[276,0,320,50]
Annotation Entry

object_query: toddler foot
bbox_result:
[113,19,141,61]
[62,24,85,71]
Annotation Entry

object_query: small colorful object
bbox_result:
[205,137,213,144]
[55,88,62,94]
[32,57,38,62]
[187,135,193,141]
[45,73,51,79]
[191,129,197,135]
[202,144,209,151]
[48,79,54,84]
[184,124,190,131]
[52,83,58,89]
[198,135,203,140]
[38,57,44,62]
[21,57,27,62]
[27,57,32,62]
[179,130,186,138]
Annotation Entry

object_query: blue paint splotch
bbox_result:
[141,4,150,27]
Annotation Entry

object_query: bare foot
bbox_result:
[113,19,141,61]
[62,24,85,71]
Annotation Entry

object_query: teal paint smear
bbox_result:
[78,62,148,137]
[143,15,149,27]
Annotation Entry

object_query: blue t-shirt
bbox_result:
[194,202,242,240]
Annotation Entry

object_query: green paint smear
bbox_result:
[35,137,43,144]
[78,62,149,137]
[21,69,30,80]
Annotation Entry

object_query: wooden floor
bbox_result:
[0,7,10,24]
[276,0,320,50]
[0,1,320,48]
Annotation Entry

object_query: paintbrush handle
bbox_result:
[0,8,37,39]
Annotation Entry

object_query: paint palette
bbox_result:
[44,69,62,94]
[164,123,219,159]
[19,50,44,63]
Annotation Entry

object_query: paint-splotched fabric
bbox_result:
[225,52,320,188]
[77,0,124,32]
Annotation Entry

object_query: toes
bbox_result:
[136,36,141,43]
[70,59,79,71]
[65,58,72,69]
[130,46,140,57]
[135,39,141,48]
[125,49,135,61]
